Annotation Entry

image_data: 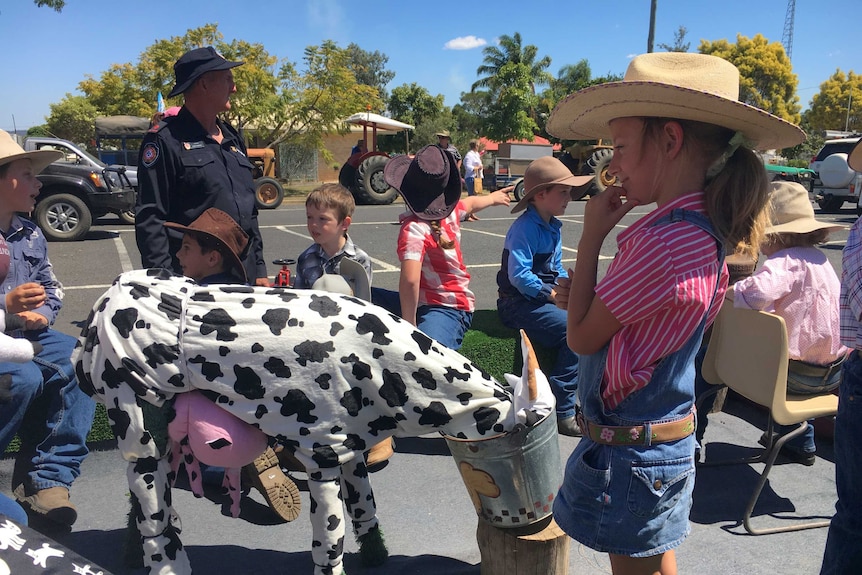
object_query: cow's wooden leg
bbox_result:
[307,468,347,575]
[340,457,387,567]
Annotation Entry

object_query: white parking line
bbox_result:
[274,226,400,272]
[113,235,134,273]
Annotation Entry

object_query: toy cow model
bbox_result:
[74,269,552,575]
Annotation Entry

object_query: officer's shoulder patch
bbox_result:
[141,143,160,168]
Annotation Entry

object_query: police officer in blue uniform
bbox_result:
[136,46,268,285]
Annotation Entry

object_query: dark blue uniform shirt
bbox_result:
[135,107,266,281]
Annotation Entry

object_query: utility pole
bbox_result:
[647,0,657,53]
[782,0,796,61]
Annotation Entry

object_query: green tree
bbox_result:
[658,26,691,52]
[699,34,801,126]
[45,95,98,144]
[262,40,382,157]
[34,0,64,11]
[345,44,396,106]
[472,32,552,141]
[387,83,445,128]
[453,90,493,139]
[803,70,862,134]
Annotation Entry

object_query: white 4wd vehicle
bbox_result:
[809,136,861,213]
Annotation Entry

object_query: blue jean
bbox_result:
[498,297,578,418]
[465,177,476,197]
[0,328,95,491]
[371,287,402,317]
[416,305,472,351]
[820,351,862,574]
[0,494,28,525]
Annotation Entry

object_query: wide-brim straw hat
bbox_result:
[165,207,249,282]
[0,130,62,174]
[546,53,805,151]
[766,181,843,235]
[311,257,371,302]
[849,140,862,172]
[511,156,593,213]
[384,145,462,221]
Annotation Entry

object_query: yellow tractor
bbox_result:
[559,140,616,194]
[246,148,285,209]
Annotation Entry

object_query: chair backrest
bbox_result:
[702,303,790,412]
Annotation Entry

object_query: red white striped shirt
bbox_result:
[595,193,728,409]
[397,201,475,311]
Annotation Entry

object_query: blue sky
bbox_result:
[1,0,858,132]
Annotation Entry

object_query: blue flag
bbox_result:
[157,91,165,113]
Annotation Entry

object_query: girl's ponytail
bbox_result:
[430,220,455,249]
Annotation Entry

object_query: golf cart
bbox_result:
[338,112,414,205]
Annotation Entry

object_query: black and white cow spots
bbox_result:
[74,270,527,575]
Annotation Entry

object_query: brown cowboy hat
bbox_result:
[546,52,805,151]
[0,130,62,174]
[511,156,594,213]
[765,181,844,236]
[850,140,862,172]
[165,208,249,282]
[384,145,462,220]
[168,47,244,98]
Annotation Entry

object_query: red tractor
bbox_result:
[338,112,414,205]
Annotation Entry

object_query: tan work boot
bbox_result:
[365,437,394,469]
[14,485,77,527]
[243,446,302,522]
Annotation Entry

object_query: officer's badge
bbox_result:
[141,143,159,167]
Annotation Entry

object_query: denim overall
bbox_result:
[554,209,724,557]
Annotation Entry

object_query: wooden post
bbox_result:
[477,516,569,575]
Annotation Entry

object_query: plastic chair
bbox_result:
[696,303,838,535]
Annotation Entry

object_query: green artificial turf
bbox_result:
[6,310,542,454]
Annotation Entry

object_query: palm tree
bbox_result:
[472,32,553,96]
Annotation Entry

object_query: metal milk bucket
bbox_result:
[444,411,562,528]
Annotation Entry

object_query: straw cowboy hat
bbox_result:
[435,130,451,138]
[849,140,862,172]
[511,156,593,213]
[384,145,462,221]
[311,257,371,302]
[0,130,62,174]
[546,52,805,151]
[169,46,244,98]
[165,207,249,282]
[765,181,843,236]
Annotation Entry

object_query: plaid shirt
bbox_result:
[293,234,372,289]
[840,216,862,349]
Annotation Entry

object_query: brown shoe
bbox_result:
[365,437,394,469]
[14,485,77,527]
[244,447,302,522]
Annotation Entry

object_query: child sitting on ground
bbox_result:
[384,144,510,350]
[729,181,848,465]
[164,207,301,522]
[496,156,592,436]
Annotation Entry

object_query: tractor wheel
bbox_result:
[587,148,616,192]
[254,177,285,210]
[117,209,136,225]
[513,179,526,201]
[34,192,92,242]
[353,155,397,205]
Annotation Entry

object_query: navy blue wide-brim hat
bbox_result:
[168,46,244,98]
[384,145,462,221]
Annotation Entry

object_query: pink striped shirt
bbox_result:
[397,201,475,311]
[595,193,728,409]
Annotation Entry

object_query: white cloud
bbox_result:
[444,36,487,50]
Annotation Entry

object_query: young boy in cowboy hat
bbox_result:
[548,52,805,573]
[384,144,510,350]
[497,156,592,436]
[165,207,302,523]
[0,129,96,528]
[728,181,848,465]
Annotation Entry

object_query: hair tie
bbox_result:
[706,131,753,180]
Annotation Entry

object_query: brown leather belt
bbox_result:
[576,411,695,446]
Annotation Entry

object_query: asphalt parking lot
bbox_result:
[1,196,853,574]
